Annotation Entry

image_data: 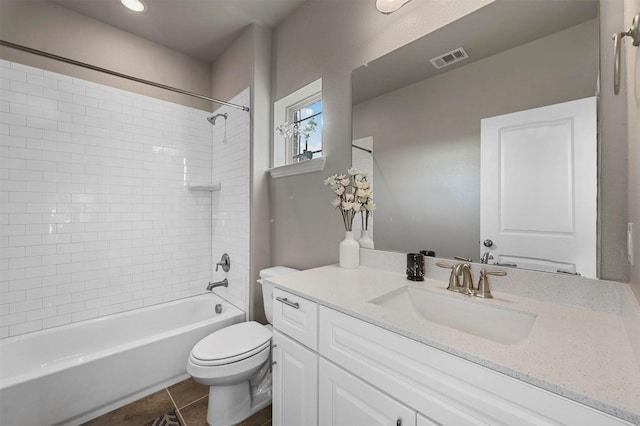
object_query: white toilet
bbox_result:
[187,266,299,426]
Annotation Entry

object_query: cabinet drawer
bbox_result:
[319,306,631,426]
[273,288,318,350]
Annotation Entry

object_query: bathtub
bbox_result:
[0,293,245,426]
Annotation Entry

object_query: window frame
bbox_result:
[271,78,324,177]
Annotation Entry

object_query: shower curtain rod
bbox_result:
[0,40,250,112]
[352,144,372,154]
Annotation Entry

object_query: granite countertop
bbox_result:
[267,265,640,424]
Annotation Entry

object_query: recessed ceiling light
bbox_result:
[121,0,147,13]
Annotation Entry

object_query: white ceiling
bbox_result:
[51,0,306,63]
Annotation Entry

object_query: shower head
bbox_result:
[207,113,228,125]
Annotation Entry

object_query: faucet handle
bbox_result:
[475,269,507,299]
[216,253,231,272]
[436,262,462,291]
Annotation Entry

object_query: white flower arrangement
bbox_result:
[324,167,376,232]
[276,118,318,161]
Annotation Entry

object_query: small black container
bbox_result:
[420,250,436,257]
[406,253,425,281]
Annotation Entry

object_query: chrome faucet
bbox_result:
[481,252,494,264]
[436,261,473,294]
[207,278,228,291]
[437,262,508,299]
[455,263,475,295]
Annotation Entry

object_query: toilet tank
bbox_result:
[258,266,299,324]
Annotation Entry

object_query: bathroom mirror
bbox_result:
[351,0,603,277]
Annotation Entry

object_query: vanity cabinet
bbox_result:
[270,286,632,426]
[319,306,632,426]
[271,288,318,426]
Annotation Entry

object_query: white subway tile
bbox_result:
[9,319,42,335]
[2,61,247,336]
[10,80,43,97]
[10,125,42,139]
[58,81,85,96]
[8,277,41,291]
[9,298,42,314]
[42,314,71,329]
[26,306,57,321]
[0,89,27,104]
[25,265,58,279]
[1,67,26,82]
[11,62,43,75]
[27,74,58,90]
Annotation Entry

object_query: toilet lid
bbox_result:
[191,321,271,364]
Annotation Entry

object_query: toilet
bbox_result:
[187,266,299,426]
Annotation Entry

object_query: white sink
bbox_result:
[369,286,536,344]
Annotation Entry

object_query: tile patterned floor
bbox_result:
[81,378,271,426]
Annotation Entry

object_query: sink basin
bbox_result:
[369,286,536,344]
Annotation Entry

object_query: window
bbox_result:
[273,79,324,174]
[289,97,322,162]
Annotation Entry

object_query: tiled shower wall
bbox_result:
[0,60,249,338]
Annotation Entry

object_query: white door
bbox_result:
[319,358,416,426]
[272,330,318,426]
[480,97,597,277]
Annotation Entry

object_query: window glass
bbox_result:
[291,99,322,161]
[273,78,323,168]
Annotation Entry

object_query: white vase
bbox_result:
[358,228,374,249]
[339,231,360,268]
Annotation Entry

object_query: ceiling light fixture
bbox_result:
[375,0,412,15]
[121,0,147,13]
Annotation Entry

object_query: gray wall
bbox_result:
[599,0,630,282]
[0,0,212,111]
[626,0,640,300]
[352,20,598,261]
[272,0,635,284]
[210,24,273,322]
[270,0,493,269]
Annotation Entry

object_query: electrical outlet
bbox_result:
[629,223,635,265]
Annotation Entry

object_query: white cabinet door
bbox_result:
[319,358,416,426]
[272,330,318,426]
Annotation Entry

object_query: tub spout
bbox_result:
[207,279,228,291]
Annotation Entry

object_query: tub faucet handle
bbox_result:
[216,253,230,272]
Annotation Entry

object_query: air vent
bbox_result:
[429,47,469,69]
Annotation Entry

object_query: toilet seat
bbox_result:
[190,321,271,366]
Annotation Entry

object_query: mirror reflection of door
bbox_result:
[480,96,597,277]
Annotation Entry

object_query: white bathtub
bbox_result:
[0,293,245,426]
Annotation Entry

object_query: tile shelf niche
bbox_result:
[187,182,222,191]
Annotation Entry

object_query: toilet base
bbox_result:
[206,381,271,426]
